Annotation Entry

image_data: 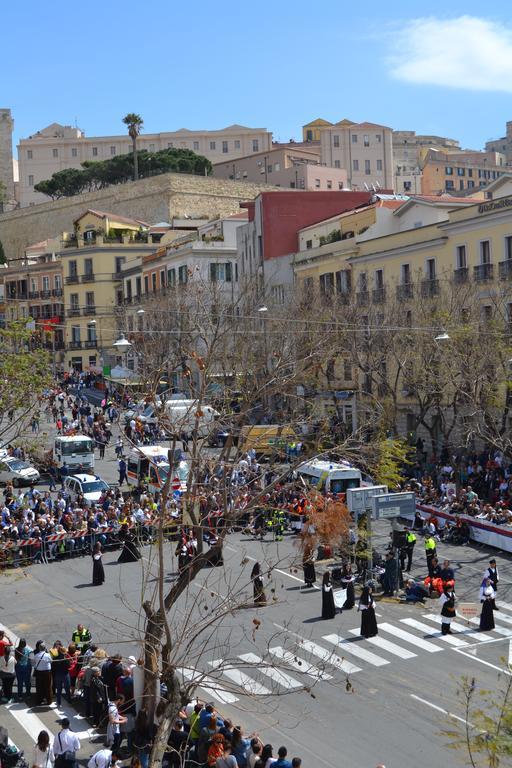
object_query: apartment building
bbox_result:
[3,238,65,363]
[59,209,157,371]
[392,131,461,195]
[421,149,506,195]
[485,121,512,163]
[17,122,273,207]
[212,145,347,190]
[316,119,394,191]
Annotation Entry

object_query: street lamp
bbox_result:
[113,334,132,355]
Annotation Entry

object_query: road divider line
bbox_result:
[410,694,471,726]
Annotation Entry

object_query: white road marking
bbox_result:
[410,694,472,726]
[378,622,442,653]
[181,667,239,704]
[238,653,302,689]
[208,659,272,696]
[272,622,361,675]
[5,702,54,743]
[490,611,512,625]
[269,646,333,680]
[509,639,512,668]
[421,614,485,642]
[401,618,469,647]
[273,567,320,590]
[347,629,416,659]
[322,634,389,667]
[453,649,512,676]
[467,616,512,636]
[379,621,443,653]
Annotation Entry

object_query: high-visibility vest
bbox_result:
[406,532,417,545]
[425,538,436,552]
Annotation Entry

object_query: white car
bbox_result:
[0,456,40,486]
[63,474,110,506]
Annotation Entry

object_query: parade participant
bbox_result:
[381,551,398,597]
[302,547,316,588]
[340,563,355,610]
[439,585,456,635]
[484,559,499,598]
[92,542,105,586]
[251,562,267,605]
[321,572,336,620]
[479,577,496,631]
[423,557,442,596]
[359,585,378,638]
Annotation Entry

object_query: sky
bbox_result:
[3,0,512,151]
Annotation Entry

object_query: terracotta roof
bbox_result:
[74,209,149,227]
[376,199,405,209]
[226,211,249,219]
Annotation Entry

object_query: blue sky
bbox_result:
[4,1,512,151]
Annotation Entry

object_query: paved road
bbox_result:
[3,415,512,766]
[2,520,512,768]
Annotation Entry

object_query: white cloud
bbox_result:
[388,16,512,92]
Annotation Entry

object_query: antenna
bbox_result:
[363,183,370,191]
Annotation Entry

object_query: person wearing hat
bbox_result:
[484,559,499,605]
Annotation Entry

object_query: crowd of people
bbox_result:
[0,625,304,768]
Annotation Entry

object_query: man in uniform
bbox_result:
[424,532,437,577]
[71,623,91,655]
[402,528,416,572]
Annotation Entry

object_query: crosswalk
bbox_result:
[5,603,512,748]
[180,603,512,704]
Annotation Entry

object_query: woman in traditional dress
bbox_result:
[251,561,266,605]
[92,542,105,586]
[340,562,355,610]
[439,584,456,635]
[302,546,316,588]
[117,524,141,563]
[359,585,378,638]
[321,572,336,619]
[479,576,496,631]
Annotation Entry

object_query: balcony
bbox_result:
[474,263,494,282]
[83,306,96,316]
[453,267,469,284]
[67,308,80,317]
[396,283,414,300]
[81,273,95,283]
[66,275,79,285]
[356,291,369,306]
[112,272,123,281]
[421,278,440,298]
[123,295,133,305]
[68,340,82,350]
[52,288,63,297]
[499,260,512,280]
[84,339,98,349]
[372,288,386,303]
[41,290,51,299]
[54,341,65,351]
[28,291,40,299]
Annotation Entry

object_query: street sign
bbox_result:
[458,603,479,620]
[346,485,388,515]
[172,477,181,491]
[371,492,416,519]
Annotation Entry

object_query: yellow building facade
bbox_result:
[60,210,157,371]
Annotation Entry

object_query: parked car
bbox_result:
[0,456,40,486]
[63,474,110,506]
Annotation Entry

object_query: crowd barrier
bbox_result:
[404,502,512,554]
[0,520,181,569]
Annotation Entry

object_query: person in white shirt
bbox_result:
[32,730,55,768]
[53,718,80,768]
[87,748,115,768]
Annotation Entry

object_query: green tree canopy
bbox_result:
[34,147,212,199]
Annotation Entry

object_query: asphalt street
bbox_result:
[2,416,512,766]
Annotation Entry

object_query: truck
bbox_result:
[53,435,95,472]
[126,445,189,494]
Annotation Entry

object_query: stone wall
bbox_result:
[0,172,278,260]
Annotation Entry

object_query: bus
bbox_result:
[127,445,189,494]
[296,459,363,496]
[53,435,95,472]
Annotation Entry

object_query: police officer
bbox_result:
[403,528,416,572]
[275,509,285,542]
[424,533,437,577]
[71,623,91,654]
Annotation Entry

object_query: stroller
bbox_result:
[0,728,29,768]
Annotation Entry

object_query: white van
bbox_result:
[127,445,189,493]
[296,459,363,496]
[54,435,95,472]
[163,400,220,438]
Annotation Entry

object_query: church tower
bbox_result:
[0,109,15,203]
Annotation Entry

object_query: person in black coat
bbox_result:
[92,542,105,585]
[340,563,355,609]
[479,577,496,631]
[321,572,336,619]
[359,585,378,638]
[302,549,316,588]
[251,562,267,605]
[117,525,141,563]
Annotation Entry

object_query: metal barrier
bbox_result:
[0,522,161,569]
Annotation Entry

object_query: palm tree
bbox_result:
[122,113,144,181]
